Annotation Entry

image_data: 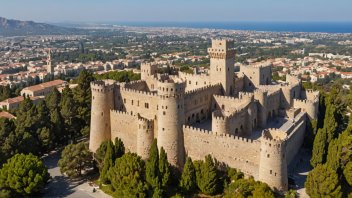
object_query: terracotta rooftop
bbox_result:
[22,80,66,92]
[0,95,44,104]
[0,111,16,119]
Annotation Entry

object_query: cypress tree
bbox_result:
[146,139,160,189]
[100,140,115,184]
[159,147,171,189]
[179,157,197,194]
[305,164,342,198]
[198,155,219,195]
[114,137,125,158]
[324,104,338,143]
[94,140,109,170]
[311,128,327,167]
[326,138,341,171]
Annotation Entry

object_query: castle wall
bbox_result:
[115,87,159,121]
[213,94,253,116]
[183,126,261,178]
[293,99,318,120]
[179,72,211,92]
[240,63,272,91]
[285,112,307,164]
[124,80,149,91]
[234,75,245,95]
[266,90,281,119]
[110,110,138,153]
[184,84,222,124]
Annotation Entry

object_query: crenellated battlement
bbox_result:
[214,94,254,103]
[179,71,209,78]
[120,87,158,97]
[183,125,256,143]
[185,83,222,96]
[238,91,255,98]
[137,114,153,123]
[261,128,288,143]
[257,85,282,92]
[91,81,115,93]
[110,109,137,118]
[293,98,318,104]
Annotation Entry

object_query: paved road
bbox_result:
[288,148,311,198]
[42,151,111,198]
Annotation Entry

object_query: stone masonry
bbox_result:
[89,39,319,191]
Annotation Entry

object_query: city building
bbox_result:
[89,39,319,191]
[0,95,44,111]
[20,79,67,97]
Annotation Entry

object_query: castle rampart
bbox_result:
[183,125,261,178]
[89,39,319,192]
[259,129,288,191]
[89,81,115,152]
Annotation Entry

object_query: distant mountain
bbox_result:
[0,17,82,36]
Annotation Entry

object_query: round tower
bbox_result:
[212,110,228,135]
[89,81,115,152]
[254,90,268,128]
[157,78,186,168]
[259,129,288,192]
[137,115,154,160]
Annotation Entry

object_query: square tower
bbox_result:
[208,39,235,96]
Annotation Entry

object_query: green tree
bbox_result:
[100,141,115,184]
[114,137,125,158]
[326,138,341,171]
[305,164,342,198]
[344,162,352,186]
[108,153,147,197]
[0,153,49,196]
[324,103,338,142]
[94,140,110,170]
[35,101,53,151]
[58,142,93,178]
[73,70,95,129]
[60,87,79,142]
[45,88,64,144]
[252,182,274,198]
[179,157,197,194]
[197,155,219,195]
[13,98,41,155]
[158,147,171,189]
[284,189,297,198]
[0,118,15,165]
[311,128,327,167]
[146,139,160,190]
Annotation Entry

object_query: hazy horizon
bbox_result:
[1,0,351,23]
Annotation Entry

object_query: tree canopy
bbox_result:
[0,153,49,197]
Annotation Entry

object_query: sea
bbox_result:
[111,22,352,33]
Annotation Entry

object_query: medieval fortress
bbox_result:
[89,39,319,191]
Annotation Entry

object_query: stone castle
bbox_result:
[89,39,319,191]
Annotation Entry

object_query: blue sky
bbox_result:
[1,0,351,22]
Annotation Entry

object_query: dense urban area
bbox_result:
[0,21,351,198]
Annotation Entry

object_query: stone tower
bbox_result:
[254,89,268,128]
[259,129,288,191]
[208,39,235,96]
[137,115,154,160]
[89,80,115,152]
[141,62,157,81]
[47,49,54,74]
[157,78,186,167]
